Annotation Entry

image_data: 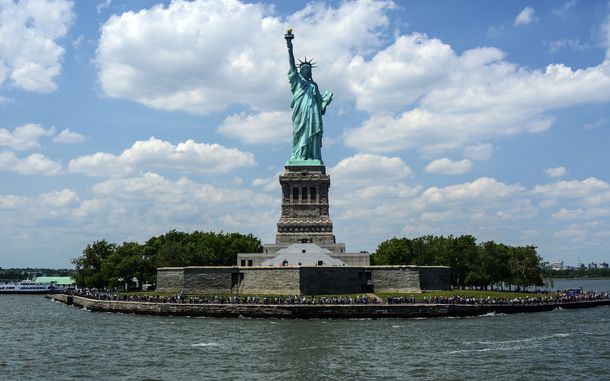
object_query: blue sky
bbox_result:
[1,0,610,268]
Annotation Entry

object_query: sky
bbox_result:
[1,0,610,268]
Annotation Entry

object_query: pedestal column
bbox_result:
[275,165,336,246]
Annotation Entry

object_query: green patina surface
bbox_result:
[285,159,324,166]
[285,30,332,163]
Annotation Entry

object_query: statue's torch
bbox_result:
[285,27,294,41]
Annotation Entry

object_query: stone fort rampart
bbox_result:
[156,265,451,295]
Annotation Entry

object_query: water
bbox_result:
[1,279,609,380]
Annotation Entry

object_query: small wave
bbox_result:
[553,307,565,311]
[482,311,506,317]
[447,345,525,354]
[191,342,220,347]
[463,333,575,346]
[392,325,401,328]
[299,346,318,350]
[81,307,90,312]
[583,331,610,337]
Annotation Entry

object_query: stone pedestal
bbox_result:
[242,163,370,266]
[275,165,336,248]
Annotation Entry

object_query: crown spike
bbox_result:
[297,56,316,68]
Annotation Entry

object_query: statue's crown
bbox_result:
[298,57,317,68]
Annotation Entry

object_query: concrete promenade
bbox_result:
[46,294,610,319]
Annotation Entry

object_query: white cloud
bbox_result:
[0,124,55,151]
[92,172,261,205]
[39,189,79,208]
[0,151,62,175]
[582,118,607,130]
[329,153,412,186]
[549,38,588,53]
[549,207,610,221]
[545,166,567,178]
[554,224,586,240]
[96,0,111,14]
[552,1,576,17]
[423,177,524,204]
[68,137,256,177]
[551,208,584,220]
[218,111,291,144]
[252,172,281,192]
[96,0,392,114]
[0,172,282,265]
[327,172,543,252]
[425,158,472,175]
[84,172,277,235]
[53,128,85,144]
[347,33,456,112]
[464,143,493,160]
[0,194,27,209]
[420,211,453,222]
[0,0,74,92]
[532,177,609,199]
[344,37,610,154]
[514,6,537,27]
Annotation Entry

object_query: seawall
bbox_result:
[46,294,610,319]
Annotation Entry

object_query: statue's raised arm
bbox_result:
[285,28,296,71]
[284,28,332,165]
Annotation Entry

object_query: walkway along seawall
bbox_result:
[46,294,610,319]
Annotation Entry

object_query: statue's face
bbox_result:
[300,64,311,79]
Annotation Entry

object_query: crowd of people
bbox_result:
[387,290,610,305]
[71,290,376,305]
[70,289,609,306]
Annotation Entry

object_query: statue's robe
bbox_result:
[288,67,328,161]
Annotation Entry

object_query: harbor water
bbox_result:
[1,278,609,380]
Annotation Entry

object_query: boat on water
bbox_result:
[0,280,62,294]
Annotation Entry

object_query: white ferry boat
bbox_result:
[0,280,60,294]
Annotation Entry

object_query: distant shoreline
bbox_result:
[46,294,610,319]
[545,276,610,279]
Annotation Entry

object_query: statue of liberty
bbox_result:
[285,28,333,165]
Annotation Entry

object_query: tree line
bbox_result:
[544,267,610,278]
[72,230,262,289]
[71,230,544,291]
[0,268,73,281]
[371,235,545,290]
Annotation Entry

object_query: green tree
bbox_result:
[100,242,154,290]
[371,237,412,265]
[508,245,544,290]
[465,244,493,290]
[448,235,477,289]
[72,240,116,288]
